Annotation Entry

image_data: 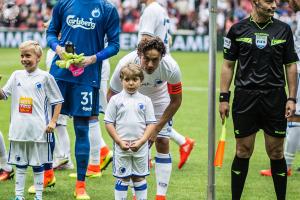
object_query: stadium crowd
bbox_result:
[0,0,298,34]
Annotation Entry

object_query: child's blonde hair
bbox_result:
[120,63,144,81]
[19,40,43,57]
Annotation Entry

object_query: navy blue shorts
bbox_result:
[56,80,100,117]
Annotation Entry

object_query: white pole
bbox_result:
[207,0,217,199]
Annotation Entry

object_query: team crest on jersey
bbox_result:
[35,82,42,89]
[91,8,100,18]
[255,34,268,49]
[138,103,145,110]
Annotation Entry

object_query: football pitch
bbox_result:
[0,48,299,200]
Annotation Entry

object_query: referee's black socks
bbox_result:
[231,155,249,200]
[271,158,287,200]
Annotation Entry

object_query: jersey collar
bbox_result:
[250,16,273,30]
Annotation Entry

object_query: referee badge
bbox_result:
[255,34,267,49]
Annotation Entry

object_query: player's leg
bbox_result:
[99,60,113,171]
[169,128,195,169]
[53,114,70,169]
[113,145,131,200]
[87,117,102,177]
[15,165,27,199]
[72,84,100,200]
[264,134,286,200]
[231,135,256,200]
[32,166,44,200]
[28,133,56,194]
[231,88,259,200]
[260,122,299,176]
[132,142,149,200]
[0,130,14,181]
[154,121,172,200]
[263,87,288,200]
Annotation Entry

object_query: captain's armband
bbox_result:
[167,82,182,94]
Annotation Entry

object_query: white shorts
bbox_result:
[113,141,149,178]
[99,80,108,113]
[57,114,68,126]
[8,141,52,167]
[156,115,172,138]
[99,59,110,113]
[288,121,300,128]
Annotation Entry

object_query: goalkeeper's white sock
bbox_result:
[89,120,101,165]
[56,125,71,160]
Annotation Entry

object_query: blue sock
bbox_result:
[44,163,52,171]
[74,117,90,181]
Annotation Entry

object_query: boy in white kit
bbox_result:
[105,63,156,200]
[0,40,63,200]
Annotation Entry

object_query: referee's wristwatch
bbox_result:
[287,97,297,103]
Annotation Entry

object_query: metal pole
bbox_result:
[207,0,217,199]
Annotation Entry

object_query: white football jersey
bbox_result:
[104,90,156,140]
[109,51,182,116]
[138,2,171,52]
[2,69,64,142]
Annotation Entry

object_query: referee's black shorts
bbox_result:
[232,87,287,138]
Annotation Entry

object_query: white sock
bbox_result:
[0,132,12,172]
[33,170,44,199]
[133,179,147,200]
[89,120,101,165]
[285,126,300,168]
[15,167,27,197]
[155,153,172,196]
[100,136,107,148]
[56,125,71,160]
[129,180,135,196]
[169,128,186,146]
[115,179,129,200]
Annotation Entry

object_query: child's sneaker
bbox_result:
[156,195,166,200]
[14,197,25,200]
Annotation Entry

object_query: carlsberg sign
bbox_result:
[0,30,223,52]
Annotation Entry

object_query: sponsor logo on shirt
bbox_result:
[82,106,92,111]
[66,15,96,30]
[19,97,33,114]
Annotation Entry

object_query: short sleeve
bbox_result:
[283,26,299,64]
[2,71,16,99]
[109,63,123,93]
[44,74,64,105]
[104,96,117,124]
[145,97,156,124]
[223,25,239,61]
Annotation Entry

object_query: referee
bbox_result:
[219,1,298,200]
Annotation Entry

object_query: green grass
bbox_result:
[0,49,299,200]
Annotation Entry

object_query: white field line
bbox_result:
[183,86,220,92]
